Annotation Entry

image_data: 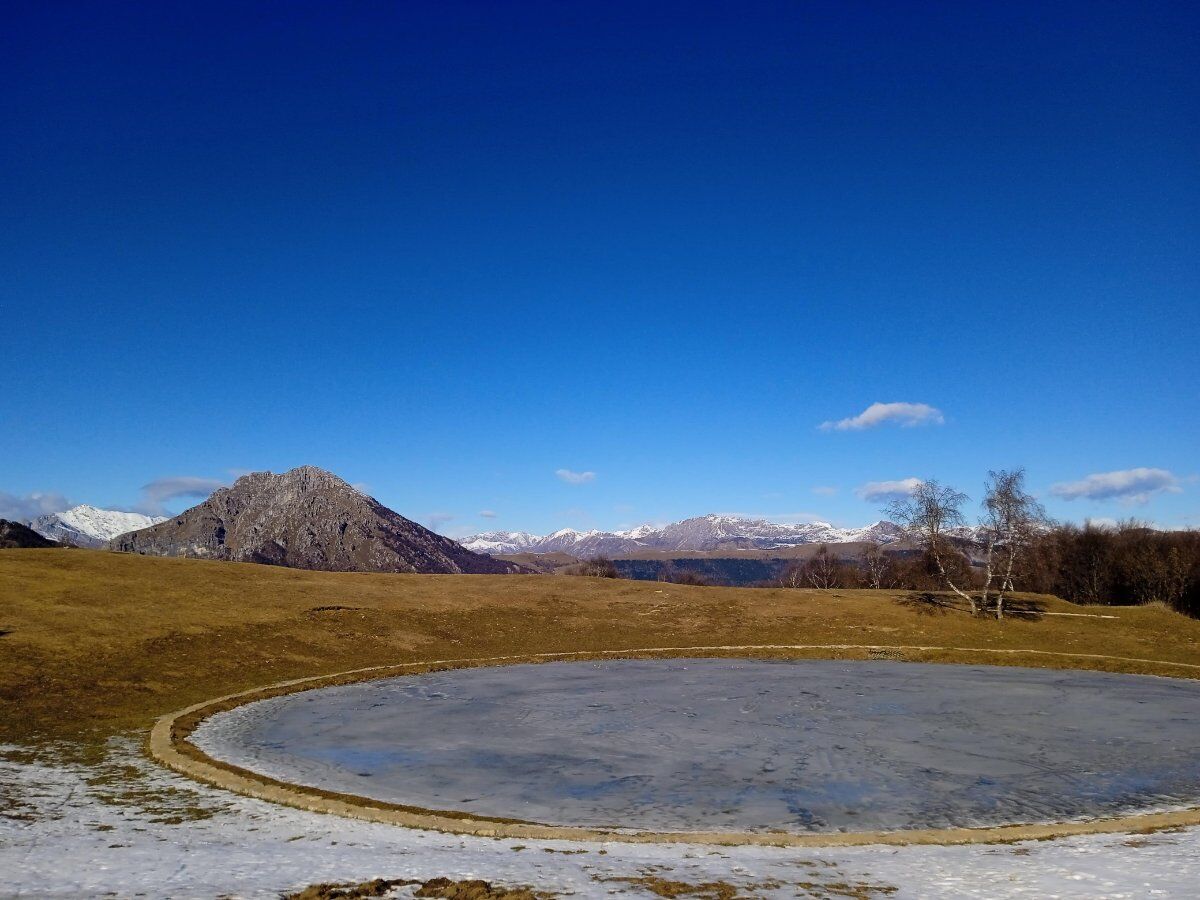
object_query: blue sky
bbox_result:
[2,1,1197,536]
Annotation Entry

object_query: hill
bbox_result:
[109,466,519,574]
[0,519,61,549]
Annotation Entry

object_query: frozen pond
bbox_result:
[192,658,1200,833]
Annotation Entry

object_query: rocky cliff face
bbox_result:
[109,466,521,574]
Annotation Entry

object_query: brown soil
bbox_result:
[607,875,741,899]
[286,878,418,899]
[413,877,551,899]
[284,877,550,900]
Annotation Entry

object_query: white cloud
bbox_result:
[1049,468,1181,505]
[426,513,455,531]
[855,478,924,502]
[820,402,945,432]
[811,485,838,496]
[0,491,70,523]
[138,476,227,515]
[478,510,498,519]
[555,468,596,485]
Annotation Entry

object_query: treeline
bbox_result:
[1022,523,1200,614]
[566,516,1200,617]
[567,555,719,585]
[773,523,1200,617]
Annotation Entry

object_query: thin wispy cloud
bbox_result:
[555,468,596,485]
[855,478,924,502]
[478,509,498,519]
[426,512,455,531]
[138,476,227,515]
[1050,468,1181,505]
[820,402,944,432]
[0,491,70,523]
[811,485,839,496]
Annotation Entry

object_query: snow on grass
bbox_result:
[2,739,1197,898]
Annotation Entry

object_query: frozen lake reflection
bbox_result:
[192,659,1200,832]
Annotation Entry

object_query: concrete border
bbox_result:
[149,644,1200,847]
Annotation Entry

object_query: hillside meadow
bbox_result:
[3,549,1200,747]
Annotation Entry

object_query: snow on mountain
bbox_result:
[460,514,908,557]
[452,530,541,555]
[29,505,167,548]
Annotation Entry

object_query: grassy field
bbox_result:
[4,548,1200,746]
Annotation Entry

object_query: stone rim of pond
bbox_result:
[150,646,1200,847]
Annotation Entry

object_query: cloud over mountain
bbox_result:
[0,491,70,523]
[139,476,228,515]
[855,478,924,502]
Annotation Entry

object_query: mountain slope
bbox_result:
[1,519,61,549]
[109,466,520,574]
[31,506,166,548]
[462,514,906,556]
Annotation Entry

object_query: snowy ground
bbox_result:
[2,738,1196,899]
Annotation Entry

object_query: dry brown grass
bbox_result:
[4,549,1200,746]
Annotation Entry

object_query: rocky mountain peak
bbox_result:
[110,466,519,575]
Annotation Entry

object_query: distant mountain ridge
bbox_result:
[110,466,520,574]
[30,505,166,548]
[461,514,907,556]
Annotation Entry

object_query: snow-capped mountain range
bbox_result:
[30,505,167,548]
[460,514,907,556]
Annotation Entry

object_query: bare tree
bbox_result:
[778,545,844,589]
[979,468,1049,619]
[886,480,979,613]
[778,561,807,589]
[657,564,711,586]
[859,542,895,589]
[574,556,618,578]
[802,544,841,589]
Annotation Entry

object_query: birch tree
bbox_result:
[802,544,841,589]
[886,480,979,613]
[859,542,896,589]
[979,468,1048,619]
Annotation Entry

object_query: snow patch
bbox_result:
[3,739,1199,898]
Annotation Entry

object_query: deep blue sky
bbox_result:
[2,1,1197,535]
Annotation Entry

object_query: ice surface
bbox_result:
[193,659,1200,833]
